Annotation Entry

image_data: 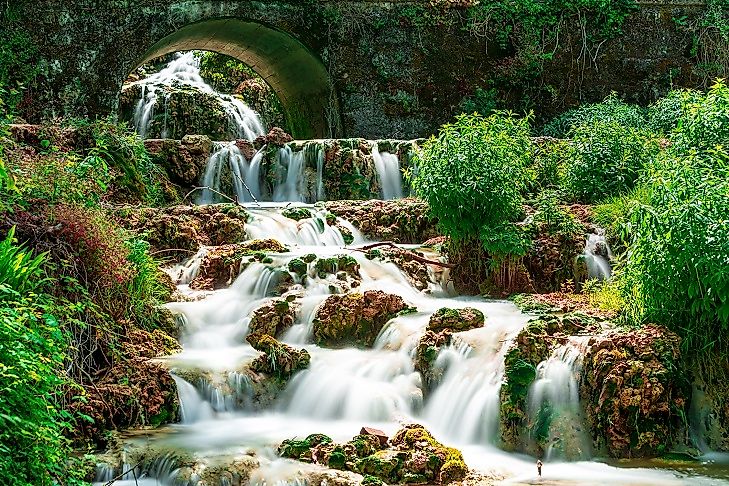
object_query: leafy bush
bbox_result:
[562,121,659,203]
[646,88,705,135]
[526,139,570,195]
[542,94,646,138]
[624,147,729,352]
[592,186,648,255]
[0,230,82,485]
[531,190,582,238]
[669,80,729,154]
[411,112,531,255]
[6,118,167,207]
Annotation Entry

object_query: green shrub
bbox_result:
[542,94,646,138]
[646,88,705,135]
[625,146,729,352]
[411,112,531,256]
[526,139,570,196]
[592,186,648,255]
[669,80,729,154]
[0,230,81,485]
[562,122,659,203]
[531,190,582,238]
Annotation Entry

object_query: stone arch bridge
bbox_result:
[12,0,709,138]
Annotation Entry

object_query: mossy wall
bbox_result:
[8,0,714,139]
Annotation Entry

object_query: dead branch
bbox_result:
[352,241,455,268]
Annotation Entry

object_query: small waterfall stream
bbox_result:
[92,204,724,486]
[583,231,613,280]
[371,143,404,200]
[528,336,592,461]
[129,52,266,140]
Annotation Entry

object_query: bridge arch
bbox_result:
[127,18,340,139]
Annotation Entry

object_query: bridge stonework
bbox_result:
[13,0,711,138]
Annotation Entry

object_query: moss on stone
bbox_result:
[282,207,313,221]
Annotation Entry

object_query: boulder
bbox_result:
[313,291,413,348]
[325,199,439,244]
[189,239,289,290]
[119,204,248,261]
[247,299,298,338]
[247,333,310,380]
[580,325,690,458]
[428,307,484,332]
[280,424,466,484]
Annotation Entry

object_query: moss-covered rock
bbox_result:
[282,207,313,221]
[325,199,439,244]
[313,290,413,348]
[499,313,597,451]
[144,135,212,187]
[67,328,180,445]
[247,299,297,338]
[279,433,333,460]
[288,258,309,277]
[119,204,249,261]
[281,424,466,484]
[414,329,452,390]
[247,333,310,380]
[189,239,289,290]
[428,307,484,332]
[580,325,690,458]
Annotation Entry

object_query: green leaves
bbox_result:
[623,81,729,354]
[562,121,659,204]
[411,112,531,257]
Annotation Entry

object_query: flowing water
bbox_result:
[371,143,404,200]
[583,231,613,281]
[129,52,266,140]
[94,204,729,485]
[528,337,592,462]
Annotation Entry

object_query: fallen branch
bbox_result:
[183,186,237,205]
[352,241,455,268]
[149,248,200,256]
[103,459,143,485]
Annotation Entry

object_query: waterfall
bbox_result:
[371,143,404,200]
[527,336,592,461]
[583,231,613,280]
[198,142,264,204]
[128,51,266,140]
[101,204,723,485]
[274,146,307,202]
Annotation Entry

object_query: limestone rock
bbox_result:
[580,325,689,458]
[313,290,413,348]
[119,204,248,261]
[248,299,298,338]
[247,333,310,379]
[280,424,467,484]
[428,307,484,332]
[325,199,439,244]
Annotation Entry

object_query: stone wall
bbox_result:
[8,0,713,139]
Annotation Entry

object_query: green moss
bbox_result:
[282,207,313,221]
[288,258,308,277]
[328,450,347,469]
[302,253,317,263]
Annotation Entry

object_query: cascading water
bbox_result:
[583,231,613,280]
[198,142,265,204]
[128,52,266,140]
[528,336,592,461]
[371,143,404,200]
[94,206,728,485]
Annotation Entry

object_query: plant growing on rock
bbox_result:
[411,113,532,292]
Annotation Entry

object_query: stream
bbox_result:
[93,204,729,486]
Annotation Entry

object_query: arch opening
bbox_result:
[122,18,340,139]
